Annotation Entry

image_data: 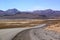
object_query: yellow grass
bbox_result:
[0,19,46,29]
[45,20,60,33]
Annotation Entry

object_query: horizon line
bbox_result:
[0,8,60,11]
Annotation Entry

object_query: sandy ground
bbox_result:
[0,24,46,40]
[13,26,60,40]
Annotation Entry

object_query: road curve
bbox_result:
[0,24,46,40]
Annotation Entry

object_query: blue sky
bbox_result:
[0,0,60,11]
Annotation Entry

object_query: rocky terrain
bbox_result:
[0,20,60,40]
[12,26,60,40]
[12,20,60,40]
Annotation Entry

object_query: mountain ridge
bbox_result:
[0,9,60,19]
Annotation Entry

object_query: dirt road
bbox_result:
[0,24,46,40]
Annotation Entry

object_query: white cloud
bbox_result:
[26,6,46,11]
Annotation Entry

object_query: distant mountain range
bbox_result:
[0,8,60,19]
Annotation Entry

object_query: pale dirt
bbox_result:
[0,24,46,40]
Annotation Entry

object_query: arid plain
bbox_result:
[0,19,47,29]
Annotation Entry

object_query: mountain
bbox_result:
[33,9,60,19]
[5,8,20,15]
[0,9,60,19]
[0,10,6,16]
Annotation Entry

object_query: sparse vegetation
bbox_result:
[0,19,46,29]
[45,20,60,33]
[1,19,60,33]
